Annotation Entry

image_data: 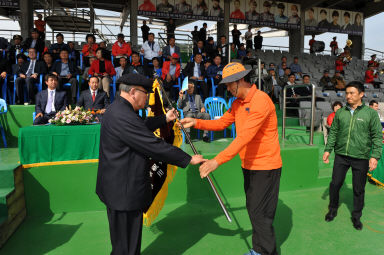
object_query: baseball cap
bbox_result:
[219,62,251,84]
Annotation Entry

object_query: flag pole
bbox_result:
[154,77,232,223]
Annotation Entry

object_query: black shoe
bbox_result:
[351,217,363,230]
[203,136,210,143]
[325,209,337,222]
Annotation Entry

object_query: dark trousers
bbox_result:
[192,80,209,100]
[33,112,56,125]
[107,208,143,255]
[329,154,369,219]
[243,168,281,255]
[58,77,78,104]
[246,40,253,50]
[163,78,179,102]
[15,76,38,103]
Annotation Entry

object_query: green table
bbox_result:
[369,144,384,187]
[18,124,101,165]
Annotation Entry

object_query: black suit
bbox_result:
[22,38,45,57]
[217,43,229,65]
[34,89,67,125]
[51,60,79,103]
[77,89,109,110]
[183,61,209,99]
[96,96,191,254]
[193,46,206,56]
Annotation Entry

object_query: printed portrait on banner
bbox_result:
[259,0,274,22]
[274,2,288,23]
[317,8,330,29]
[192,0,209,16]
[156,0,175,12]
[245,0,259,21]
[353,12,363,33]
[305,7,317,26]
[230,0,245,20]
[341,10,353,31]
[138,0,157,11]
[175,0,193,14]
[209,0,224,17]
[287,3,300,24]
[329,9,341,30]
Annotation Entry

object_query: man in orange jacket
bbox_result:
[181,62,282,255]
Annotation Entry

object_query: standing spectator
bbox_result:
[323,81,382,230]
[335,55,346,76]
[112,34,132,67]
[288,4,300,24]
[67,41,80,66]
[7,35,23,64]
[230,0,245,19]
[327,101,343,127]
[22,28,45,58]
[157,0,174,12]
[289,56,303,79]
[275,3,288,23]
[166,19,176,40]
[77,76,110,112]
[34,14,46,40]
[123,52,146,76]
[163,37,181,61]
[209,0,224,17]
[199,23,208,43]
[205,37,217,61]
[231,24,242,48]
[254,31,263,51]
[191,26,200,46]
[88,48,116,97]
[365,63,382,88]
[82,34,98,68]
[183,53,208,99]
[141,20,150,43]
[368,54,380,68]
[175,0,192,14]
[193,40,207,58]
[320,70,334,91]
[140,33,162,75]
[244,26,253,50]
[330,37,338,56]
[42,52,54,74]
[246,1,259,21]
[49,33,70,60]
[193,0,208,16]
[331,70,346,90]
[309,35,316,54]
[217,35,229,65]
[115,57,127,80]
[161,53,181,99]
[260,0,274,22]
[51,49,80,104]
[207,55,224,97]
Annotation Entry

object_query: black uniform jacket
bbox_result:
[96,96,192,211]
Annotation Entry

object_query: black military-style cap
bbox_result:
[13,35,22,41]
[117,74,154,93]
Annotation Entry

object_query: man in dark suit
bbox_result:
[22,28,45,58]
[77,76,109,112]
[183,53,209,100]
[217,35,229,65]
[193,40,207,58]
[162,37,181,61]
[51,49,79,104]
[123,52,146,76]
[34,74,67,125]
[15,48,47,104]
[96,74,205,255]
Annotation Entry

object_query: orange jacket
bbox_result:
[161,61,180,80]
[195,85,282,170]
[112,41,132,57]
[82,43,99,57]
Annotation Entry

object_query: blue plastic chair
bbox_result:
[228,97,237,138]
[204,97,228,141]
[13,74,43,104]
[63,74,81,101]
[80,52,83,70]
[33,111,36,121]
[0,98,8,147]
[1,75,7,103]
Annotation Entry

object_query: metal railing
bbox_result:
[282,84,316,145]
[364,48,384,61]
[157,32,194,57]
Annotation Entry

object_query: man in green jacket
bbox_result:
[323,81,382,230]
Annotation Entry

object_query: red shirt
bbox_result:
[368,60,379,68]
[34,19,46,32]
[327,112,336,126]
[365,69,378,84]
[309,39,315,47]
[82,43,99,57]
[330,41,338,50]
[335,60,345,71]
[88,59,116,76]
[230,10,245,19]
[139,0,156,11]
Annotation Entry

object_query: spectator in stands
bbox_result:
[254,31,263,51]
[246,1,259,21]
[260,1,274,22]
[68,41,80,65]
[12,54,27,82]
[302,74,313,86]
[259,61,268,75]
[163,37,180,62]
[327,101,343,127]
[15,48,47,104]
[183,53,208,99]
[329,11,341,30]
[34,74,67,125]
[289,57,302,79]
[305,8,317,26]
[230,43,238,60]
[82,56,96,85]
[193,40,206,59]
[209,0,224,17]
[123,52,145,76]
[141,20,150,43]
[369,100,382,120]
[193,0,208,16]
[264,67,282,101]
[0,37,8,52]
[279,67,291,84]
[269,62,276,71]
[275,3,288,23]
[217,35,229,65]
[34,14,46,40]
[0,55,9,96]
[157,0,174,12]
[115,57,127,80]
[51,49,79,104]
[335,55,346,76]
[139,0,156,11]
[243,50,257,68]
[166,19,176,40]
[237,44,247,60]
[161,53,181,98]
[330,37,338,56]
[77,75,109,113]
[365,63,382,88]
[318,9,329,29]
[342,12,353,31]
[42,52,54,74]
[353,13,363,33]
[177,81,210,142]
[288,4,300,24]
[244,26,253,50]
[140,33,162,73]
[49,33,70,60]
[175,0,192,14]
[22,28,45,58]
[286,73,311,99]
[231,24,242,48]
[278,62,287,77]
[207,55,224,96]
[112,34,132,67]
[309,35,316,54]
[152,57,162,78]
[320,70,334,91]
[205,37,217,61]
[7,35,23,64]
[331,70,346,91]
[204,59,212,71]
[199,23,208,43]
[191,26,200,45]
[99,41,111,61]
[278,56,287,71]
[230,0,245,19]
[88,48,116,97]
[368,54,380,68]
[82,34,98,68]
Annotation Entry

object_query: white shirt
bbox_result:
[170,46,175,55]
[47,88,56,112]
[90,88,98,97]
[140,40,161,60]
[193,62,201,78]
[26,59,36,76]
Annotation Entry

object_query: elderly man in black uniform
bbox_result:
[96,74,205,255]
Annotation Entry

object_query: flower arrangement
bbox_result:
[49,106,97,125]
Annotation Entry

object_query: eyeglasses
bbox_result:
[135,88,149,95]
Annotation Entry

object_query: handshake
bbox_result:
[189,155,219,178]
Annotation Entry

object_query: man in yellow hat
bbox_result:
[181,62,282,255]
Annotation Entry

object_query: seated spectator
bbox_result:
[49,33,70,60]
[183,53,208,100]
[243,50,257,68]
[82,34,98,67]
[88,48,116,97]
[123,52,145,76]
[161,53,181,99]
[34,74,67,125]
[278,62,287,77]
[0,56,9,98]
[278,56,287,70]
[0,37,8,52]
[204,60,212,71]
[51,49,79,104]
[193,40,206,58]
[7,35,23,64]
[67,41,80,65]
[264,68,283,102]
[163,37,181,61]
[22,28,45,58]
[205,37,217,61]
[12,54,27,79]
[327,101,343,127]
[259,61,268,75]
[15,48,47,104]
[217,35,229,65]
[82,56,96,86]
[279,67,291,85]
[152,57,162,78]
[335,55,346,76]
[99,41,111,61]
[207,55,224,97]
[365,63,382,88]
[320,70,334,91]
[331,70,346,90]
[115,57,127,80]
[285,73,311,98]
[237,44,247,60]
[42,52,54,74]
[230,43,237,59]
[77,75,109,113]
[177,81,210,142]
[269,62,277,72]
[369,100,381,120]
[112,33,132,67]
[289,56,302,79]
[140,33,162,75]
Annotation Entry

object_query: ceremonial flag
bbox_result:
[181,77,189,92]
[143,79,183,226]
